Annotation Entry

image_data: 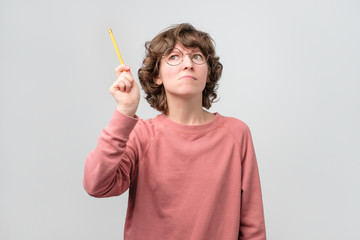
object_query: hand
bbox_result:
[109,65,140,117]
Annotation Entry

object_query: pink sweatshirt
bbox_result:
[83,110,266,240]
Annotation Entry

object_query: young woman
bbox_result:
[83,23,266,240]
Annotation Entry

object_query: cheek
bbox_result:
[159,61,175,76]
[204,68,210,82]
[206,68,210,82]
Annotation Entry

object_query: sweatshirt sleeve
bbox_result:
[239,126,266,240]
[83,110,139,198]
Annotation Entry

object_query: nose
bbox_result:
[182,53,194,69]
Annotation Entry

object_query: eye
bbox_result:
[168,54,180,61]
[192,53,204,60]
[170,54,179,60]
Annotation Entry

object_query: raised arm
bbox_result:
[83,65,141,197]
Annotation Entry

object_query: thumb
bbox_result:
[115,65,131,77]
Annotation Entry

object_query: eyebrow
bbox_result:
[173,47,202,53]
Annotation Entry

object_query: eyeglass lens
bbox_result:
[164,48,206,66]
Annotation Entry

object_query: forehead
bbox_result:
[171,43,201,53]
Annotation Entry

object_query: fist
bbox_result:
[109,65,140,117]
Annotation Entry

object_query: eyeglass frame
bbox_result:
[161,47,209,66]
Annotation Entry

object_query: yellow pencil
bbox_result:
[108,28,124,64]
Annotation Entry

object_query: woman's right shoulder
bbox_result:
[132,114,167,141]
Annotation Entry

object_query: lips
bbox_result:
[179,75,197,80]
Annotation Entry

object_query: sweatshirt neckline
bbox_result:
[157,112,223,134]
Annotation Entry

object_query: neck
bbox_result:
[165,94,214,125]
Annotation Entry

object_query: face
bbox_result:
[155,43,209,101]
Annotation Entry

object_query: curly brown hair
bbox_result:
[138,23,223,114]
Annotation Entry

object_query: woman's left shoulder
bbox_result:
[217,113,252,135]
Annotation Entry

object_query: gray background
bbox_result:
[1,0,359,239]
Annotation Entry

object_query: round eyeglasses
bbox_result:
[162,48,208,66]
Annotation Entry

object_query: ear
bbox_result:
[155,75,163,85]
[206,76,210,83]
